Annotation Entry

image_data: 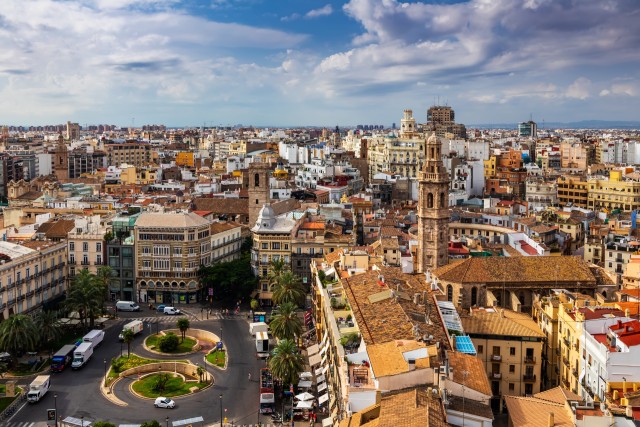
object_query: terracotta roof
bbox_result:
[504,395,573,427]
[37,219,75,239]
[432,256,596,287]
[367,340,431,377]
[192,197,248,215]
[447,351,492,396]
[271,198,301,216]
[534,387,582,404]
[378,388,447,427]
[210,221,241,235]
[299,222,325,230]
[461,308,544,338]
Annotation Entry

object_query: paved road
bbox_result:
[5,307,264,426]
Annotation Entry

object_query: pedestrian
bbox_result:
[248,372,252,381]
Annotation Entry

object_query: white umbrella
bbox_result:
[299,372,313,379]
[295,392,315,401]
[296,400,313,409]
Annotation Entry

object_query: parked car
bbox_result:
[154,397,175,409]
[163,307,181,315]
[156,304,166,313]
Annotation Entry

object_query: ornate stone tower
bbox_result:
[400,109,417,138]
[417,133,450,273]
[53,134,69,180]
[248,160,272,228]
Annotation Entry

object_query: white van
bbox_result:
[163,307,180,315]
[116,301,140,312]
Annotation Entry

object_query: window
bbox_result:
[447,285,453,302]
[525,384,533,395]
[142,246,151,254]
[69,242,75,251]
[477,345,483,354]
[509,383,515,392]
[96,242,102,252]
[510,347,516,356]
[83,242,88,252]
[261,243,268,249]
[173,247,182,255]
[272,242,281,250]
[509,365,515,373]
[493,346,500,356]
[143,260,151,269]
[96,255,102,265]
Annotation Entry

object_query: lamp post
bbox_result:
[81,416,84,427]
[219,394,223,427]
[165,416,169,427]
[54,393,58,427]
[104,358,107,387]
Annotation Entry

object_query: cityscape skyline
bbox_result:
[0,0,638,127]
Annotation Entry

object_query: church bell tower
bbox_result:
[417,132,450,273]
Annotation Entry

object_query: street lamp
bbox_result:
[54,393,58,427]
[81,416,84,427]
[219,394,223,427]
[165,416,169,427]
[104,359,107,387]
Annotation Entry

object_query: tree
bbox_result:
[250,298,259,311]
[340,332,360,350]
[0,314,37,364]
[152,373,171,393]
[0,361,7,378]
[121,329,135,358]
[176,318,190,342]
[266,258,288,289]
[272,271,305,306]
[196,364,205,383]
[96,265,117,304]
[94,422,116,427]
[140,421,161,427]
[199,253,257,302]
[158,333,179,352]
[268,339,304,386]
[32,310,62,352]
[65,269,104,329]
[269,302,302,341]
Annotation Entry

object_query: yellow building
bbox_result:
[557,175,588,208]
[228,140,247,157]
[461,307,544,403]
[175,151,195,168]
[587,170,640,212]
[484,156,497,179]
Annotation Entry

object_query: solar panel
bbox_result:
[455,336,477,355]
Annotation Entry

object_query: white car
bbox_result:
[163,307,181,315]
[154,397,175,409]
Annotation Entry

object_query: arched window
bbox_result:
[427,193,434,208]
[254,173,260,187]
[471,287,478,306]
[602,290,607,299]
[447,285,453,302]
[440,192,445,208]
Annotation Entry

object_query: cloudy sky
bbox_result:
[0,0,638,127]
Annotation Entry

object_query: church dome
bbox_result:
[256,203,276,228]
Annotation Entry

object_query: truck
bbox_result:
[116,300,140,311]
[249,322,268,336]
[259,368,275,414]
[27,375,50,403]
[50,344,76,372]
[71,342,93,369]
[256,331,269,358]
[83,329,105,348]
[119,320,144,341]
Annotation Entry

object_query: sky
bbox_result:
[0,0,639,128]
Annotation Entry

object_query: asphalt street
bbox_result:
[5,307,263,426]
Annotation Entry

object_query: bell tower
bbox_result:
[248,160,272,227]
[53,134,69,180]
[417,132,450,273]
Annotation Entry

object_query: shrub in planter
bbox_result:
[158,333,179,352]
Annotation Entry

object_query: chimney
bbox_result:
[613,390,619,400]
[548,412,554,427]
[623,379,628,394]
[626,308,631,318]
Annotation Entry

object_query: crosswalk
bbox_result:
[131,312,248,324]
[3,422,46,427]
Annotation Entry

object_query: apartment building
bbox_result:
[107,213,139,302]
[67,216,107,277]
[587,170,640,212]
[0,240,67,320]
[557,175,588,208]
[104,141,153,168]
[461,308,544,404]
[134,211,211,305]
[68,149,107,178]
[525,179,558,210]
[209,221,243,264]
[367,136,425,180]
[560,142,588,170]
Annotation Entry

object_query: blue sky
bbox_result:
[0,0,638,127]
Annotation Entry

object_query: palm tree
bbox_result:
[176,318,190,342]
[267,258,288,289]
[96,265,117,304]
[0,314,37,364]
[272,271,305,306]
[33,310,62,352]
[65,269,104,329]
[121,329,134,357]
[196,364,205,383]
[269,302,302,341]
[268,339,304,386]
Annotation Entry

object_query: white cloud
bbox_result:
[565,77,592,100]
[305,4,333,19]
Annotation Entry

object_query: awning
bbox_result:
[258,291,273,300]
[171,417,205,427]
[298,380,312,389]
[322,365,329,375]
[330,394,337,409]
[320,342,329,355]
[320,330,328,347]
[300,371,313,380]
[315,366,323,376]
[307,344,320,356]
[63,417,93,427]
[295,392,315,401]
[322,417,333,427]
[320,354,327,367]
[317,382,327,393]
[318,393,329,405]
[309,353,321,366]
[324,266,336,278]
[296,400,313,409]
[316,374,326,384]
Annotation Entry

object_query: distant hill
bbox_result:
[469,120,640,130]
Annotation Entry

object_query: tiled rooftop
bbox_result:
[461,308,544,338]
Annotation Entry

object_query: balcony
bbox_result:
[68,260,77,265]
[491,354,502,362]
[524,356,536,364]
[563,337,570,347]
[572,368,579,377]
[562,378,570,388]
[563,357,569,366]
[523,374,537,382]
[80,261,90,266]
[491,372,502,379]
[7,299,14,306]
